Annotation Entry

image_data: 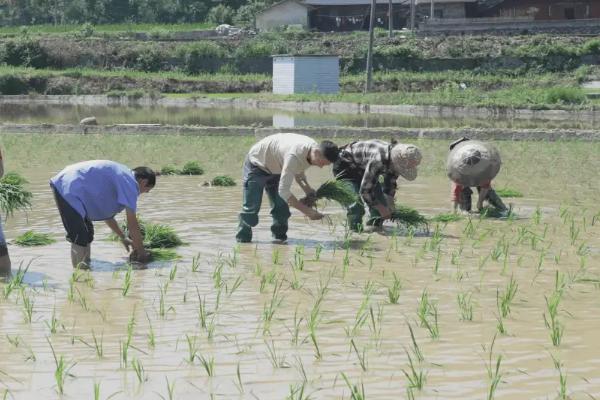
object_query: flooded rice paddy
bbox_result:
[1,134,600,399]
[2,103,600,130]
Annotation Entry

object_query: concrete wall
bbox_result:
[257,1,309,31]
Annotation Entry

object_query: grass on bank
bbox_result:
[0,22,214,36]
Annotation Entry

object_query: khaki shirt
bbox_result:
[248,133,316,201]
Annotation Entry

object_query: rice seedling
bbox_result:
[430,212,463,223]
[390,204,428,229]
[485,335,503,400]
[341,373,365,400]
[287,382,311,400]
[160,377,175,400]
[184,334,199,363]
[211,175,236,186]
[403,350,427,394]
[407,323,424,362]
[45,308,60,334]
[434,247,442,274]
[532,206,542,224]
[92,330,103,358]
[226,276,244,296]
[272,248,281,265]
[457,292,474,321]
[6,334,20,347]
[350,339,368,372]
[497,276,518,318]
[551,356,568,400]
[3,262,29,299]
[47,337,75,395]
[544,290,564,347]
[122,264,133,296]
[292,245,305,271]
[302,180,358,208]
[0,173,32,216]
[132,358,147,383]
[289,308,304,346]
[417,290,439,339]
[20,288,34,323]
[262,280,284,334]
[265,339,289,368]
[387,272,402,304]
[199,354,215,377]
[314,244,323,261]
[191,253,201,272]
[93,382,100,400]
[309,331,322,360]
[146,313,156,349]
[180,161,204,175]
[494,188,523,198]
[234,363,244,394]
[14,230,55,246]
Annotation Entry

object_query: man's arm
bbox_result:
[104,218,132,251]
[382,172,398,209]
[280,156,323,220]
[295,172,315,195]
[125,209,150,261]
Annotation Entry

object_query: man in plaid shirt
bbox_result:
[333,140,422,232]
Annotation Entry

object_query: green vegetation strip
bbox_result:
[495,188,524,198]
[15,231,56,246]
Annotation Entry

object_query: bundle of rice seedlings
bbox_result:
[390,204,428,228]
[180,161,204,176]
[307,180,358,208]
[430,213,463,223]
[0,173,32,216]
[147,248,181,261]
[494,188,523,198]
[160,165,181,176]
[112,219,183,249]
[14,230,56,246]
[211,175,236,187]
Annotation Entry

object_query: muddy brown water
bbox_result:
[1,135,600,399]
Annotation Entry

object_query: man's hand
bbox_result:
[306,209,325,220]
[375,204,392,220]
[121,237,133,252]
[129,248,151,263]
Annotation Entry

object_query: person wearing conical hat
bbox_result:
[331,139,422,232]
[447,137,507,213]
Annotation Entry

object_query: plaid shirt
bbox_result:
[337,140,398,207]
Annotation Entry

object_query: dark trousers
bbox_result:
[333,159,387,232]
[51,184,94,246]
[236,157,291,243]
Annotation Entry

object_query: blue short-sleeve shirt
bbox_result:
[50,160,139,221]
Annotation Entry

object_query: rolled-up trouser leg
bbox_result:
[346,180,366,232]
[265,175,291,241]
[236,157,267,243]
[366,182,387,227]
[0,219,9,275]
[485,188,508,211]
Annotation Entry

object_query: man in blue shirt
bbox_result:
[50,160,156,269]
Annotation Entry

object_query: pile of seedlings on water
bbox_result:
[209,175,236,187]
[112,218,183,261]
[494,188,524,198]
[390,204,429,230]
[0,172,32,216]
[480,205,514,219]
[301,180,358,208]
[430,213,463,223]
[160,161,204,176]
[14,230,56,246]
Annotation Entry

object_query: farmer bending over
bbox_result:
[236,133,339,243]
[447,137,507,214]
[333,140,422,232]
[0,148,10,275]
[50,160,156,269]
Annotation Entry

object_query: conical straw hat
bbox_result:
[446,140,501,187]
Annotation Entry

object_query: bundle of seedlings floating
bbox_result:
[302,180,358,208]
[494,188,524,198]
[211,175,236,187]
[430,213,463,223]
[112,218,183,261]
[480,205,513,219]
[14,230,56,246]
[0,172,32,216]
[180,161,204,176]
[160,165,180,176]
[390,204,429,229]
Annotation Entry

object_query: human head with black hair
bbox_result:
[308,140,339,167]
[133,166,156,193]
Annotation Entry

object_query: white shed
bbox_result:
[272,55,340,94]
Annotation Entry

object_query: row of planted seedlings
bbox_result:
[2,192,600,398]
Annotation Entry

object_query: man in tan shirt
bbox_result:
[236,133,339,243]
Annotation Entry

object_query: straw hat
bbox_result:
[391,144,422,181]
[446,140,501,187]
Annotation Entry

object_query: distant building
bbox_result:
[416,0,478,19]
[480,0,600,20]
[257,0,409,32]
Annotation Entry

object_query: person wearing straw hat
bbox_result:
[332,139,422,232]
[236,133,339,244]
[447,137,507,214]
[0,148,10,275]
